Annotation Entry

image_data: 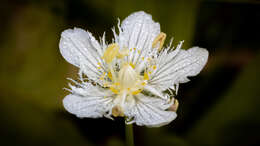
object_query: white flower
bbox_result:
[59,11,208,127]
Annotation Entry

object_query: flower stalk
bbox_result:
[125,124,134,146]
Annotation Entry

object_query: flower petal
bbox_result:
[63,83,114,118]
[149,47,209,91]
[63,94,113,118]
[59,28,106,82]
[119,11,160,67]
[144,85,167,99]
[124,94,177,127]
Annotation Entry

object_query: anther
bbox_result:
[169,99,179,112]
[152,32,166,51]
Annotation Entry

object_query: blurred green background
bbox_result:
[0,0,260,146]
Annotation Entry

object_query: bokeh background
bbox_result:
[1,0,260,146]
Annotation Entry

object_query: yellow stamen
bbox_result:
[103,43,120,63]
[144,72,149,80]
[152,32,166,51]
[114,82,120,86]
[106,72,112,81]
[108,64,117,82]
[110,87,119,94]
[152,65,157,70]
[132,89,142,95]
[141,82,146,86]
[129,62,135,69]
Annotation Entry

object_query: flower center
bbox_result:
[107,62,145,96]
[98,32,166,116]
[100,44,148,97]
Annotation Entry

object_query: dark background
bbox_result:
[0,0,260,146]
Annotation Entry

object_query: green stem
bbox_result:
[125,124,134,146]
